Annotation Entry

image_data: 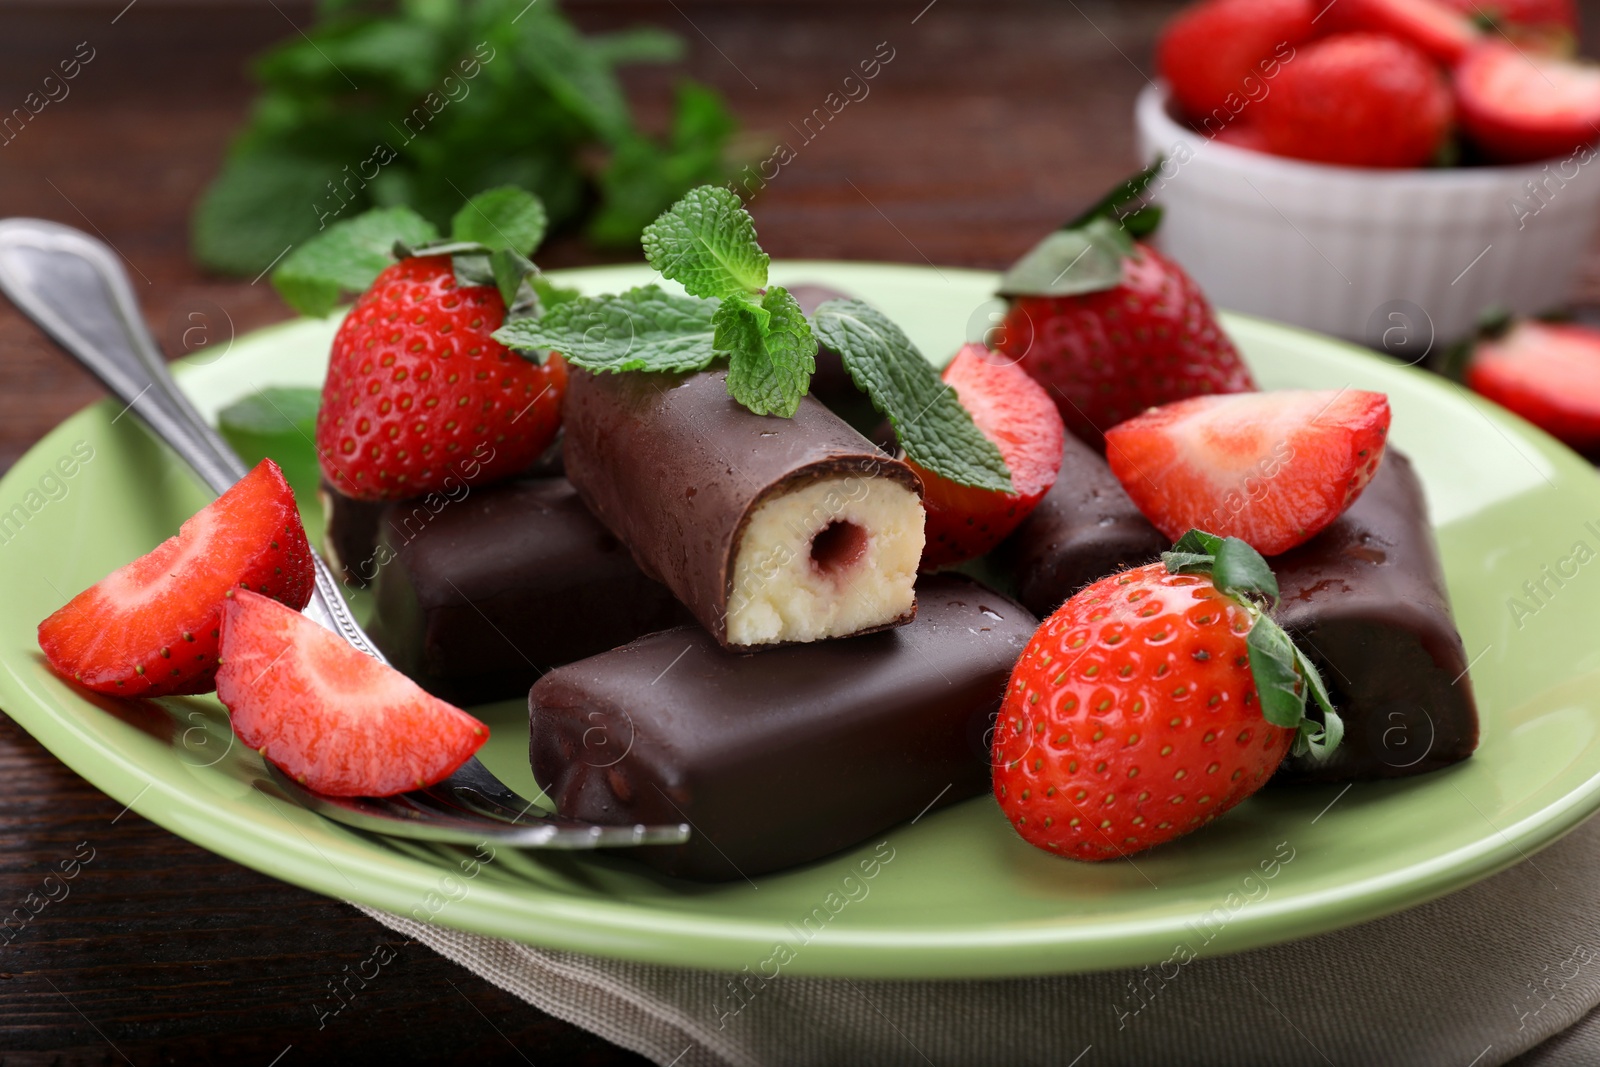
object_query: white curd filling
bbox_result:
[724,474,924,647]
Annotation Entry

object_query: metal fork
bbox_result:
[0,218,688,849]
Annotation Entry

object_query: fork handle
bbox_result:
[0,218,245,493]
[0,218,380,656]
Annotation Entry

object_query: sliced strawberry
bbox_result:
[1157,0,1316,124]
[38,459,313,698]
[1256,34,1454,169]
[1456,41,1600,164]
[1318,0,1482,64]
[1104,390,1391,556]
[216,590,487,796]
[1466,319,1600,449]
[911,344,1066,570]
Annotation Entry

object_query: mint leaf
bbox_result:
[997,216,1134,299]
[191,153,334,277]
[513,3,634,145]
[450,186,548,254]
[721,286,817,418]
[272,206,439,316]
[813,299,1012,492]
[494,285,718,373]
[219,385,320,438]
[589,27,686,66]
[588,84,739,247]
[642,185,768,299]
[532,275,583,310]
[217,385,322,499]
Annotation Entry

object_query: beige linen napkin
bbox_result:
[356,813,1600,1066]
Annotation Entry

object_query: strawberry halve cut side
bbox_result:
[37,459,314,697]
[1105,389,1392,556]
[1456,41,1600,164]
[216,590,488,797]
[1466,320,1600,449]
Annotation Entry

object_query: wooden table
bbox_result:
[0,1,1590,1062]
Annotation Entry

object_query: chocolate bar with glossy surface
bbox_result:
[528,575,1037,880]
[363,477,686,703]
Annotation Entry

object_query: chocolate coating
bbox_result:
[995,433,1169,617]
[561,368,922,648]
[320,479,389,588]
[528,575,1038,881]
[1272,452,1479,781]
[321,433,563,589]
[363,477,687,704]
[788,283,856,402]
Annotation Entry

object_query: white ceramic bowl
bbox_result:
[1134,83,1600,349]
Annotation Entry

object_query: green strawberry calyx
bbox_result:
[1161,529,1345,761]
[997,159,1166,300]
[270,186,573,321]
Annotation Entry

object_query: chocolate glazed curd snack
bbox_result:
[561,367,926,649]
[529,575,1037,880]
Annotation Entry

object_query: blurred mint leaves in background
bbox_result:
[191,0,741,277]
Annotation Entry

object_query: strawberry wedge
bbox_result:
[1456,41,1600,164]
[1466,319,1600,450]
[911,344,1065,570]
[216,590,487,796]
[38,459,314,697]
[1105,390,1391,556]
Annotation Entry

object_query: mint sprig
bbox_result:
[272,186,551,318]
[812,299,1012,493]
[492,184,1011,488]
[497,184,816,418]
[1161,530,1345,761]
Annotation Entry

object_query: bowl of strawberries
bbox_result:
[1135,0,1600,348]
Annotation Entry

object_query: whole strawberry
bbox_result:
[1256,34,1453,169]
[993,532,1341,860]
[316,254,566,500]
[1317,0,1481,65]
[1157,0,1315,125]
[995,190,1255,449]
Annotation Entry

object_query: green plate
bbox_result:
[2,262,1598,979]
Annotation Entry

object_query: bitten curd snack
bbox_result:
[562,368,924,648]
